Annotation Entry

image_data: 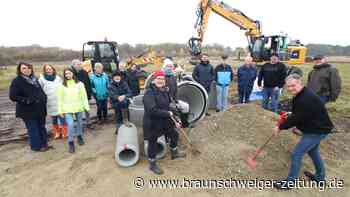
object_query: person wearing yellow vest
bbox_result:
[57,68,90,153]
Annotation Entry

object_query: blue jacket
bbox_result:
[90,73,109,101]
[214,64,233,86]
[192,62,215,90]
[237,64,257,90]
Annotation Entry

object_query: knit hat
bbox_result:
[163,58,174,68]
[153,70,165,78]
[112,71,122,78]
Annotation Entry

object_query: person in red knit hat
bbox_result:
[142,70,186,175]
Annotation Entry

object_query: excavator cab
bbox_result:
[82,41,119,74]
[250,35,289,62]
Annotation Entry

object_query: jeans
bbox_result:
[96,99,108,120]
[23,117,48,151]
[216,85,229,111]
[287,134,328,182]
[64,112,83,142]
[51,115,65,126]
[262,87,280,113]
[238,87,253,103]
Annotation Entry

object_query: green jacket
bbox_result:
[57,80,90,114]
[307,63,342,101]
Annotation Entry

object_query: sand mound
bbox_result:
[0,104,349,197]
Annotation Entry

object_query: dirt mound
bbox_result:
[0,104,349,197]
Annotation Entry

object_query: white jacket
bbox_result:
[39,75,62,116]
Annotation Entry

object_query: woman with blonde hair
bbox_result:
[57,68,90,153]
[39,64,67,139]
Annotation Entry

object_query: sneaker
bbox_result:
[216,109,220,113]
[273,180,293,190]
[149,160,164,175]
[77,135,85,146]
[304,171,325,184]
[205,113,211,116]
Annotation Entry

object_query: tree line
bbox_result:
[1,43,349,66]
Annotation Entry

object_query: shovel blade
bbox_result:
[246,156,257,169]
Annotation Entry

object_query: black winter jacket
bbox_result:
[108,80,132,107]
[307,63,341,101]
[165,75,178,101]
[143,84,173,140]
[9,76,47,120]
[257,62,287,88]
[192,62,215,91]
[126,69,142,97]
[71,67,93,100]
[279,87,334,134]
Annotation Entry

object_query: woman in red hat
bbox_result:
[142,71,186,175]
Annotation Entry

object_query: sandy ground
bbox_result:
[0,104,349,197]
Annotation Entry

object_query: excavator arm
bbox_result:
[190,0,262,56]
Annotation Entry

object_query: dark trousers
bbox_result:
[238,87,253,103]
[113,99,129,124]
[96,99,108,120]
[319,96,330,104]
[148,128,179,159]
[23,117,48,151]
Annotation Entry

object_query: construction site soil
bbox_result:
[0,104,349,197]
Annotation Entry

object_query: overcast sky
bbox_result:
[1,0,349,50]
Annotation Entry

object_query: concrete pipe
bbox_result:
[177,81,208,124]
[129,95,144,127]
[129,74,208,126]
[115,123,139,167]
[144,135,167,159]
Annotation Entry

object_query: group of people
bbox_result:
[192,53,341,114]
[191,53,342,190]
[10,61,89,153]
[9,59,146,153]
[9,53,342,185]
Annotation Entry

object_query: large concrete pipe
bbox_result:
[129,74,208,126]
[129,95,144,127]
[177,81,208,124]
[115,123,139,167]
[144,135,167,159]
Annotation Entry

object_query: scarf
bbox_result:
[21,75,40,88]
[44,74,56,81]
[163,68,175,77]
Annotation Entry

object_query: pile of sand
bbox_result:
[0,104,348,197]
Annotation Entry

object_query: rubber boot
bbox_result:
[62,125,68,139]
[52,125,61,139]
[77,135,85,146]
[122,108,132,127]
[115,123,122,135]
[149,159,164,175]
[68,141,75,153]
[170,147,186,160]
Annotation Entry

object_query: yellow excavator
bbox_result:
[125,48,164,70]
[188,0,307,65]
